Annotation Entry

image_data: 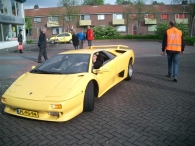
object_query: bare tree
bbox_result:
[171,0,195,37]
[50,0,82,32]
[124,0,157,35]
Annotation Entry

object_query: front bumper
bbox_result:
[2,93,84,122]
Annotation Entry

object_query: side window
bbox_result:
[58,34,64,37]
[99,51,115,66]
[65,33,70,36]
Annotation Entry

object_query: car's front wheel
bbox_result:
[69,39,73,44]
[51,40,55,44]
[125,59,133,80]
[83,81,94,111]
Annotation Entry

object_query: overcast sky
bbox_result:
[24,0,171,9]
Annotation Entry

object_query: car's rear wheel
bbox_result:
[51,40,55,44]
[125,59,133,80]
[83,81,94,111]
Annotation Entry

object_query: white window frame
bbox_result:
[113,14,123,19]
[97,14,105,20]
[80,15,90,20]
[34,17,41,22]
[64,16,72,22]
[52,27,62,35]
[116,26,126,32]
[48,17,58,22]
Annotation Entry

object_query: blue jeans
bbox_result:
[167,53,179,79]
[88,40,92,46]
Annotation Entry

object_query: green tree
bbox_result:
[25,17,32,36]
[171,0,195,37]
[82,0,104,5]
[115,0,133,5]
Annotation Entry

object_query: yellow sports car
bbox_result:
[1,45,134,122]
[49,32,72,44]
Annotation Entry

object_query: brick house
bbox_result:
[25,4,193,40]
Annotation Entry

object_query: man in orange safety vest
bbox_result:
[162,21,185,82]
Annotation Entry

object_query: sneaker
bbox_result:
[166,75,171,78]
[173,79,177,82]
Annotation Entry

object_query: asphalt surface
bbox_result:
[0,40,195,146]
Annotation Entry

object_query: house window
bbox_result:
[116,26,126,32]
[65,16,72,22]
[34,17,41,22]
[48,17,58,22]
[148,25,157,31]
[11,0,16,16]
[80,15,90,20]
[145,14,155,19]
[98,15,105,20]
[52,28,62,35]
[175,14,186,19]
[0,0,8,14]
[161,14,168,20]
[113,14,123,19]
[16,2,22,16]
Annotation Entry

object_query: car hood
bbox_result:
[49,36,57,40]
[5,73,83,101]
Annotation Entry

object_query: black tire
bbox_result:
[125,59,133,80]
[51,40,55,44]
[83,81,94,111]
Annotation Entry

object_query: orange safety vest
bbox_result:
[166,27,182,52]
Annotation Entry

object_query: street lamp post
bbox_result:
[182,0,188,23]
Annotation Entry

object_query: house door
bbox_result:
[133,25,138,35]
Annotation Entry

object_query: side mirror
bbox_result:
[31,66,36,69]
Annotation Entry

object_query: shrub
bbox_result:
[176,23,189,36]
[154,22,169,38]
[26,40,34,44]
[155,22,189,38]
[93,26,120,38]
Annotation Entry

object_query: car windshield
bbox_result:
[30,54,90,74]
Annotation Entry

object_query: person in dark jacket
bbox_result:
[92,53,102,69]
[17,29,23,53]
[72,29,79,49]
[38,28,48,63]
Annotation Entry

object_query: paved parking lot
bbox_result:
[0,40,195,146]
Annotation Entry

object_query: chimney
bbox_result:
[93,2,98,7]
[34,4,39,10]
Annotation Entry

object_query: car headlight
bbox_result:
[1,97,6,102]
[51,104,62,109]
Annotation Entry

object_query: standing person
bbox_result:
[37,28,48,63]
[17,29,23,53]
[86,25,94,47]
[162,21,185,82]
[77,29,86,49]
[72,29,79,50]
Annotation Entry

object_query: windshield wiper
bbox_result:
[30,69,62,74]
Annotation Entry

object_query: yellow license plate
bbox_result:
[16,108,39,118]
